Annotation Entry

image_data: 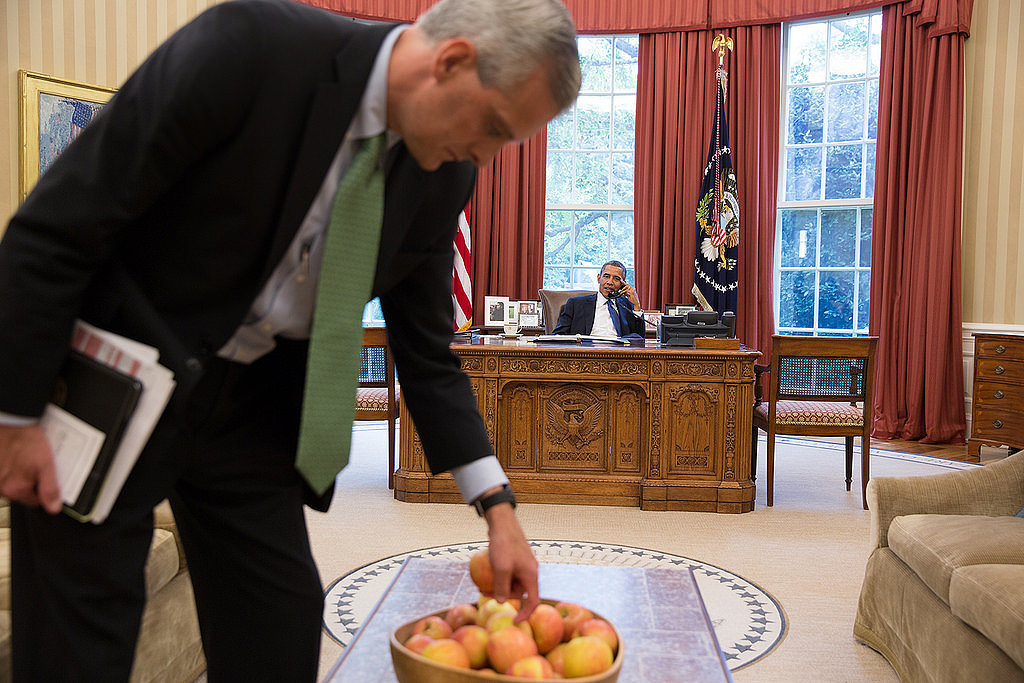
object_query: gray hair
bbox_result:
[417,0,581,112]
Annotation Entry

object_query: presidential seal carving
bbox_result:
[545,388,604,449]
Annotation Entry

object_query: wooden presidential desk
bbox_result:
[395,337,760,513]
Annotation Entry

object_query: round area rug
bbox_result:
[323,540,785,671]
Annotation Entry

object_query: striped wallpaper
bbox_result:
[2,0,1022,326]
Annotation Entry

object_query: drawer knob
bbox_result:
[995,365,1005,375]
[994,390,1005,399]
[995,344,1006,354]
[993,419,1003,429]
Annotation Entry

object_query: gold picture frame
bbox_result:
[19,70,116,202]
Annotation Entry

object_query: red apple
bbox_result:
[572,618,618,654]
[555,601,593,642]
[403,633,433,655]
[486,625,538,674]
[420,638,471,669]
[507,654,555,679]
[412,615,453,640]
[451,624,489,669]
[445,602,478,630]
[528,603,565,654]
[545,642,567,675]
[562,635,613,677]
[469,550,495,594]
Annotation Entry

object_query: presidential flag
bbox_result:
[694,65,740,315]
[452,208,473,331]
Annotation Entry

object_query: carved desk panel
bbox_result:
[395,338,760,512]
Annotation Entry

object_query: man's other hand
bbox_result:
[0,424,62,513]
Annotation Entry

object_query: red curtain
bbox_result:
[634,26,780,360]
[868,0,971,443]
[466,131,548,308]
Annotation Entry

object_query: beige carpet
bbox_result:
[306,424,982,681]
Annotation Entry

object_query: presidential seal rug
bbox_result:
[322,540,785,672]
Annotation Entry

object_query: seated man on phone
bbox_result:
[552,260,646,337]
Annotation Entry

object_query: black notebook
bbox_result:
[49,351,143,516]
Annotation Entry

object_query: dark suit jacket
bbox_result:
[0,0,490,481]
[552,293,646,336]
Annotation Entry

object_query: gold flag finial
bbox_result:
[712,34,733,67]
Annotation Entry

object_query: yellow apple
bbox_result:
[476,597,516,626]
[528,603,565,654]
[420,638,471,669]
[545,642,567,675]
[451,624,489,669]
[562,635,613,678]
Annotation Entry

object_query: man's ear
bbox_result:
[433,38,477,82]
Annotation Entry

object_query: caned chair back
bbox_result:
[356,327,399,489]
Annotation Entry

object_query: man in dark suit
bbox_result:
[0,0,580,679]
[553,260,647,337]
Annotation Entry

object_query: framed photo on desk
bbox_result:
[483,296,509,327]
[664,304,697,316]
[19,70,116,201]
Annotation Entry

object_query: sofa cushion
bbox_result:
[949,564,1024,671]
[888,514,1024,604]
[145,529,181,599]
[0,528,8,612]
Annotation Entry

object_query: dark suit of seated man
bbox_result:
[552,260,646,337]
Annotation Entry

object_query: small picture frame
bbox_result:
[518,300,540,328]
[484,296,509,327]
[664,304,697,316]
[506,301,519,324]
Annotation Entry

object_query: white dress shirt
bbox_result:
[590,296,620,336]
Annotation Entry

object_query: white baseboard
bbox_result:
[962,322,1024,438]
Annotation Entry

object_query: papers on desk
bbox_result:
[532,334,627,344]
[43,320,176,524]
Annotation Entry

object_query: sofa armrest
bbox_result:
[868,451,1024,549]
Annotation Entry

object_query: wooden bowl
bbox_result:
[390,599,623,682]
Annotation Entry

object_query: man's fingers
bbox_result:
[36,462,63,514]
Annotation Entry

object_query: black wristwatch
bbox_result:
[472,484,517,517]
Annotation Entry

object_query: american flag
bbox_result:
[70,100,98,138]
[452,208,472,331]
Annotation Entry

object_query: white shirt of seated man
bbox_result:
[590,261,639,336]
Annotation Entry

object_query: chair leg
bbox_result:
[861,431,870,510]
[845,437,854,491]
[750,424,759,483]
[387,415,396,490]
[766,428,776,507]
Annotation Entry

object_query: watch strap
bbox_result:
[472,484,516,517]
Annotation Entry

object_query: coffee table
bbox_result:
[324,556,733,682]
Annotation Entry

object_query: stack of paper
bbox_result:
[42,320,175,523]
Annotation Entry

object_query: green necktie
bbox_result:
[296,133,386,494]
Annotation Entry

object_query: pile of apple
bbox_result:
[400,551,618,679]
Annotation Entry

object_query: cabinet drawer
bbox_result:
[971,404,1024,442]
[975,357,1024,383]
[973,381,1024,407]
[976,338,1024,362]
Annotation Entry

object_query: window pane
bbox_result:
[827,82,865,142]
[780,270,816,328]
[548,109,573,149]
[610,152,634,204]
[860,209,872,267]
[576,96,611,150]
[789,23,827,84]
[575,153,610,204]
[829,17,868,80]
[867,78,878,139]
[818,271,855,329]
[544,268,570,289]
[786,147,822,201]
[613,95,636,149]
[857,269,870,332]
[779,209,818,267]
[570,267,599,288]
[869,14,882,76]
[579,36,613,92]
[544,210,573,263]
[820,209,857,267]
[546,151,573,204]
[613,36,639,92]
[573,211,610,266]
[787,86,824,144]
[610,211,634,263]
[865,143,875,198]
[824,144,862,199]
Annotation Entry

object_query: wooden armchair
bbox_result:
[752,334,878,508]
[356,327,399,489]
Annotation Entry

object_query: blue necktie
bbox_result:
[607,299,622,336]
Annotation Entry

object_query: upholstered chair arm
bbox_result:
[867,451,1024,549]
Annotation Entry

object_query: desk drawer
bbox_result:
[975,358,1024,383]
[976,338,1024,362]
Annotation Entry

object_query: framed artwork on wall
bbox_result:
[19,70,116,202]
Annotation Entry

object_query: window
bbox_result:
[543,35,638,290]
[777,13,881,336]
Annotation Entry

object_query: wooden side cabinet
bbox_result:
[968,333,1024,460]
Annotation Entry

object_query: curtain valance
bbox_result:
[295,0,969,36]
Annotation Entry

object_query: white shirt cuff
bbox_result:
[450,456,509,504]
[0,411,39,427]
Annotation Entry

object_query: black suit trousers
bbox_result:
[11,340,323,682]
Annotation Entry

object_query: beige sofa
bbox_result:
[854,451,1024,682]
[0,499,205,682]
